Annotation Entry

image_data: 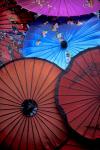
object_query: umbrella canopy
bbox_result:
[0,58,67,150]
[22,17,100,69]
[0,31,23,65]
[16,0,100,17]
[0,0,34,32]
[0,0,35,65]
[60,139,88,150]
[57,46,100,140]
[0,9,26,32]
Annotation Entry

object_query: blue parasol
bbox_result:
[22,17,100,69]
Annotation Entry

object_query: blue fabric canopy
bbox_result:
[22,17,100,69]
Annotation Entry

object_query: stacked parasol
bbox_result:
[0,0,100,150]
[0,0,34,65]
[0,31,23,64]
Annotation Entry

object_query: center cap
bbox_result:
[61,40,68,49]
[21,99,38,117]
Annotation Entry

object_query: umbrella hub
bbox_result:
[61,40,68,49]
[21,99,38,117]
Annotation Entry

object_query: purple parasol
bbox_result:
[16,0,100,17]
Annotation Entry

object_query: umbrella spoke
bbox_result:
[38,110,64,123]
[0,110,21,118]
[68,69,98,91]
[36,76,59,103]
[34,117,45,150]
[13,62,26,99]
[24,60,28,98]
[0,77,23,103]
[79,54,100,89]
[60,85,98,95]
[83,105,100,137]
[67,99,97,115]
[34,64,55,100]
[36,114,61,142]
[63,75,98,93]
[30,59,35,98]
[17,118,27,150]
[31,61,45,100]
[74,102,98,130]
[64,70,96,91]
[90,52,100,85]
[92,108,100,137]
[30,119,36,150]
[34,115,54,149]
[0,88,22,104]
[1,115,24,147]
[4,66,25,100]
[37,88,55,104]
[7,117,25,150]
[0,96,21,105]
[0,113,22,138]
[0,111,21,126]
[38,112,65,134]
[59,96,98,105]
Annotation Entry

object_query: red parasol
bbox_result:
[0,9,26,32]
[60,139,88,150]
[57,46,100,140]
[0,31,23,64]
[0,0,34,32]
[0,58,67,150]
[0,0,34,65]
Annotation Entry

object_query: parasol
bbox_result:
[57,46,100,140]
[16,0,100,17]
[0,0,34,32]
[0,31,23,64]
[60,139,88,150]
[0,0,35,65]
[22,17,100,69]
[0,58,67,150]
[0,9,26,32]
